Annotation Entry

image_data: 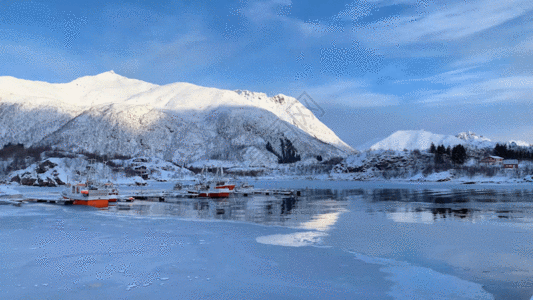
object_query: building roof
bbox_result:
[489,155,503,159]
[481,156,503,161]
[503,159,519,164]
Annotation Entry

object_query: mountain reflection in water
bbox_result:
[109,190,348,230]
[361,188,533,224]
[108,187,533,227]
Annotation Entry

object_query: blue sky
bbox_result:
[2,0,533,147]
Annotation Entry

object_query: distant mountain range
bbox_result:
[368,130,530,151]
[0,71,354,167]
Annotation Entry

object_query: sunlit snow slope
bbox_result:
[369,130,496,151]
[0,71,354,166]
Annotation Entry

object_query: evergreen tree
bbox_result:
[279,138,301,163]
[429,143,436,153]
[266,138,301,164]
[493,143,507,158]
[434,144,446,164]
[266,141,276,155]
[437,144,446,154]
[451,144,467,165]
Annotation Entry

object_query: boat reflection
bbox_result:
[109,191,349,229]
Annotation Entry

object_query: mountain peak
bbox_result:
[369,129,498,151]
[456,131,490,141]
[0,73,354,162]
[370,130,461,151]
[79,70,123,82]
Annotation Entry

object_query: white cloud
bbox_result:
[454,36,533,68]
[421,76,533,105]
[395,67,487,85]
[515,37,533,55]
[242,0,292,23]
[294,79,400,107]
[356,0,533,46]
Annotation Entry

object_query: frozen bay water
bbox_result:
[2,181,533,299]
[0,202,389,299]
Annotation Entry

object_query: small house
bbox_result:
[480,156,503,165]
[503,159,519,169]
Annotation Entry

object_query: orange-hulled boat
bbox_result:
[61,160,118,208]
[62,183,117,208]
[189,167,235,198]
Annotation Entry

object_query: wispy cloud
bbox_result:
[421,76,533,105]
[356,0,533,46]
[394,67,488,85]
[296,79,400,107]
[242,0,292,22]
[453,36,533,68]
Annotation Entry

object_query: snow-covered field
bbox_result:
[2,180,533,299]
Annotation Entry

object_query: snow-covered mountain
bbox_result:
[454,131,494,148]
[508,140,531,147]
[370,130,464,151]
[0,71,354,166]
[369,130,496,151]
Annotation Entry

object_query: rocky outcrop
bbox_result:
[9,159,66,187]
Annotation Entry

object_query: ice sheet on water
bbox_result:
[257,228,494,299]
[256,231,327,247]
[351,252,494,300]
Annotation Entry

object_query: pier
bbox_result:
[123,187,301,202]
[3,187,302,206]
[0,193,24,206]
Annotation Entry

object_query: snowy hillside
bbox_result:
[0,72,354,166]
[455,131,494,148]
[369,130,496,151]
[370,130,464,151]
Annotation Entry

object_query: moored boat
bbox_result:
[209,167,235,197]
[61,160,118,208]
[208,187,231,198]
[61,183,115,208]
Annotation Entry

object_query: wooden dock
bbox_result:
[0,194,25,206]
[124,187,301,202]
[6,187,302,206]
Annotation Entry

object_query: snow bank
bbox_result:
[0,185,20,196]
[113,176,146,186]
[413,171,453,182]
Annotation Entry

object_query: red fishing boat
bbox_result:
[61,161,118,208]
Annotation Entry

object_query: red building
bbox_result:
[480,156,503,165]
[503,159,519,169]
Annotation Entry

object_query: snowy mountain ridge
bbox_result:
[456,131,490,142]
[370,130,465,151]
[0,72,354,166]
[369,130,531,151]
[369,130,498,151]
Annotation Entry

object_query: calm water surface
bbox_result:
[9,181,533,299]
[103,181,533,299]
